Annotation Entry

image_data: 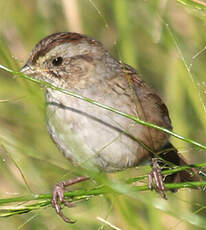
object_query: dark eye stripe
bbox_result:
[52,57,63,66]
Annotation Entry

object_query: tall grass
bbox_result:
[0,0,206,229]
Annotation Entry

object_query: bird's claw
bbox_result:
[52,182,75,224]
[148,158,167,199]
[51,176,89,223]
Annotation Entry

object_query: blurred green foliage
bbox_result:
[0,0,206,229]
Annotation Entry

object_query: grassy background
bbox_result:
[0,0,206,229]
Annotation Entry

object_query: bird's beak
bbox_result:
[20,64,34,75]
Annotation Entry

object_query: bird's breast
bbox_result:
[45,87,168,171]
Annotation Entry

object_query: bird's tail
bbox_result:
[159,142,201,184]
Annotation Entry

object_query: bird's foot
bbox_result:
[52,176,89,223]
[148,158,167,199]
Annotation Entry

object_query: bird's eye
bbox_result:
[52,57,63,66]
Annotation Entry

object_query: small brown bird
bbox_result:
[21,32,199,223]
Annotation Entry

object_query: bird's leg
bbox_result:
[52,176,90,223]
[148,158,167,199]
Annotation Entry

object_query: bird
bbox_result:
[21,32,199,223]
